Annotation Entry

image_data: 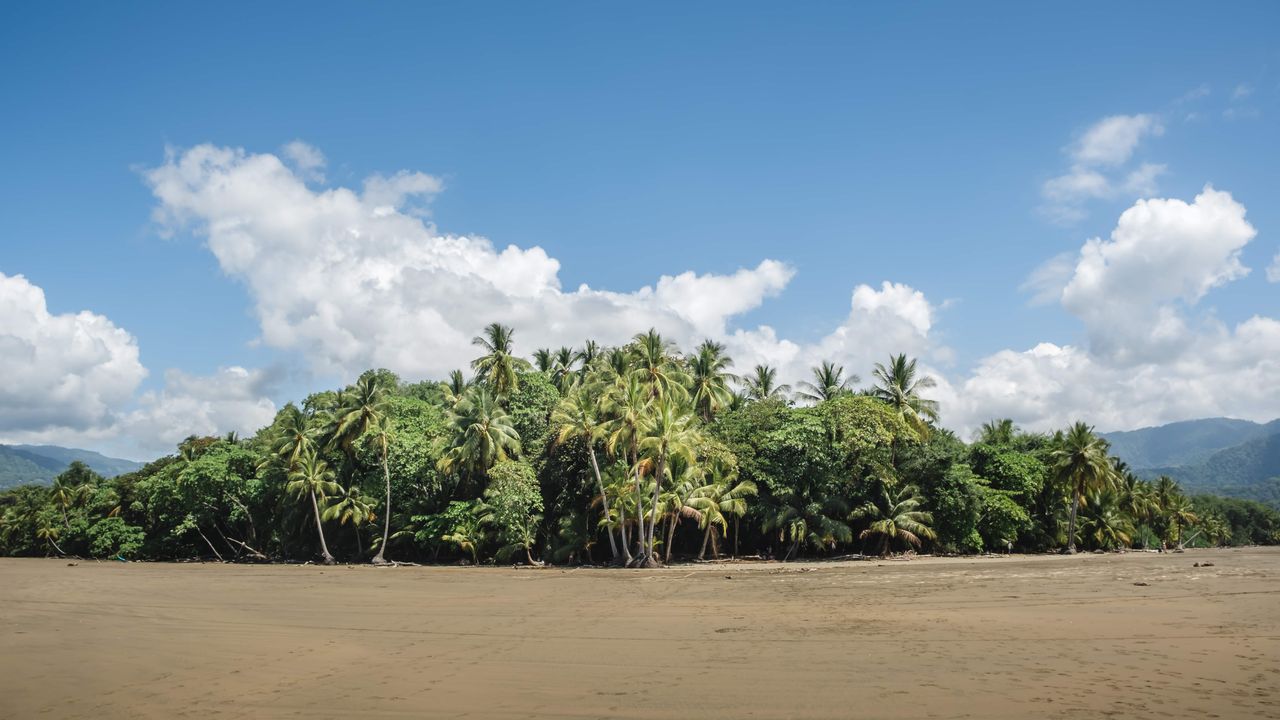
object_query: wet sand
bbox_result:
[1,548,1277,719]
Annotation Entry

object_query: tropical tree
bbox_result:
[636,395,700,564]
[796,361,857,403]
[574,340,600,376]
[437,369,469,409]
[323,485,376,555]
[439,388,522,480]
[532,348,554,373]
[742,364,791,402]
[1050,422,1116,553]
[36,521,65,556]
[852,482,937,556]
[603,375,652,561]
[286,450,343,564]
[690,476,757,559]
[332,373,393,564]
[977,418,1017,446]
[688,340,737,422]
[551,383,621,560]
[630,329,690,400]
[871,354,939,437]
[550,346,577,394]
[471,322,531,398]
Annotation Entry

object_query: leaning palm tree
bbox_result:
[331,374,393,563]
[551,384,620,560]
[871,354,939,438]
[438,388,522,480]
[852,482,937,556]
[688,339,737,422]
[287,450,343,565]
[795,361,858,403]
[471,322,531,398]
[742,364,791,402]
[49,478,76,529]
[1050,422,1116,553]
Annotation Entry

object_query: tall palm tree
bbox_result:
[551,346,578,394]
[742,364,791,402]
[287,450,342,565]
[636,395,699,563]
[852,483,937,556]
[269,404,320,470]
[795,361,858,403]
[551,384,620,560]
[1050,422,1116,553]
[471,322,531,398]
[49,477,76,529]
[688,340,737,422]
[331,374,393,564]
[439,388,522,480]
[602,375,651,561]
[36,522,65,556]
[872,354,939,437]
[630,329,690,401]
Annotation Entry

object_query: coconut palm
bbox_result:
[763,497,852,561]
[602,374,652,560]
[688,339,737,422]
[49,477,76,529]
[690,476,757,559]
[286,450,342,565]
[532,348,554,373]
[795,361,857,403]
[636,395,700,563]
[331,374,393,564]
[36,521,65,556]
[322,485,376,555]
[551,383,620,559]
[1165,494,1199,549]
[550,346,577,394]
[471,322,531,398]
[630,329,690,401]
[852,482,937,556]
[436,369,469,410]
[1050,422,1116,553]
[574,340,600,376]
[871,354,939,438]
[977,418,1017,445]
[742,364,791,402]
[439,388,522,480]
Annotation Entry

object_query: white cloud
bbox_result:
[1267,252,1280,283]
[955,188,1276,436]
[144,144,854,380]
[1232,83,1254,101]
[1071,114,1163,167]
[0,271,276,458]
[282,140,326,183]
[0,272,146,436]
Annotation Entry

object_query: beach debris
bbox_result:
[724,575,733,580]
[1193,562,1215,568]
[1133,581,1149,586]
[66,562,77,567]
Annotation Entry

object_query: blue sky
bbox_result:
[1,2,1278,458]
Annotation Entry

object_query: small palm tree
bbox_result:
[286,451,343,565]
[472,322,531,398]
[871,354,939,437]
[796,361,857,403]
[439,388,522,480]
[323,485,376,556]
[690,476,757,560]
[742,364,791,402]
[852,482,937,556]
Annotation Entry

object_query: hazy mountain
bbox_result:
[1104,418,1280,506]
[0,445,143,490]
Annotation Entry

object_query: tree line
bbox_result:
[3,324,1277,565]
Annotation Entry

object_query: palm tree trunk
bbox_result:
[47,537,66,556]
[619,517,632,562]
[664,514,678,563]
[371,448,392,564]
[630,444,646,561]
[699,523,711,560]
[310,489,335,564]
[734,515,740,558]
[588,448,619,559]
[525,543,536,566]
[647,452,666,559]
[711,527,720,559]
[1066,490,1079,554]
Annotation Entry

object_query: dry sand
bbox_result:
[1,548,1277,719]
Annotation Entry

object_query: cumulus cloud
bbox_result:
[1041,114,1166,223]
[956,188,1275,435]
[0,272,276,458]
[146,144,919,384]
[282,140,326,183]
[0,272,146,435]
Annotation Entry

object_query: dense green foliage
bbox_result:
[3,329,1276,564]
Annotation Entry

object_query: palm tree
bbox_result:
[551,384,620,560]
[532,347,554,373]
[49,477,76,529]
[286,450,342,564]
[977,418,1017,445]
[322,485,376,556]
[1050,422,1116,553]
[871,354,939,438]
[636,395,699,564]
[795,361,858,403]
[36,521,65,556]
[742,364,791,402]
[1165,494,1199,549]
[551,346,577,394]
[269,404,320,470]
[690,476,757,559]
[471,322,531,398]
[630,329,690,401]
[763,498,852,561]
[852,482,937,556]
[331,374,393,564]
[437,369,469,409]
[602,375,651,561]
[574,340,600,376]
[688,340,737,422]
[1082,490,1135,550]
[439,388,522,480]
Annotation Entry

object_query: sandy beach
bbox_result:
[1,548,1277,719]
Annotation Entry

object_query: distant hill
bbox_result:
[0,445,143,490]
[1104,418,1280,506]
